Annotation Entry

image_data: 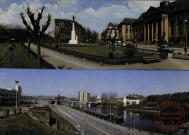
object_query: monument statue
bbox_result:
[68,15,78,44]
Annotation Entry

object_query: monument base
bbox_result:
[68,40,78,44]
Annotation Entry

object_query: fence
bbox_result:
[42,46,167,64]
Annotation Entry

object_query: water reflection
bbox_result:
[88,106,164,134]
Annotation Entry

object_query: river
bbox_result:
[87,106,165,134]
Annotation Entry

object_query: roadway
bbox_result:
[26,43,189,70]
[51,104,151,135]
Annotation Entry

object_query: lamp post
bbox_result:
[110,98,111,122]
[185,20,188,55]
[15,81,19,113]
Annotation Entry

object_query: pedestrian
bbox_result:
[184,47,187,55]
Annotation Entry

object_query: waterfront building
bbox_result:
[54,19,85,43]
[123,94,144,107]
[0,85,22,106]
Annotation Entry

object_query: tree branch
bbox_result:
[20,12,32,32]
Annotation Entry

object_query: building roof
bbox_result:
[108,22,118,27]
[158,1,189,14]
[126,94,144,100]
[119,18,137,25]
[137,1,189,22]
[0,88,16,95]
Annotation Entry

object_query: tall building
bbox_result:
[79,91,91,104]
[54,19,85,43]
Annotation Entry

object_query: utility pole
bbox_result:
[133,113,135,129]
[110,98,111,122]
[15,81,19,113]
[186,20,188,48]
[185,20,188,55]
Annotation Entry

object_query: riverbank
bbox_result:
[125,107,158,114]
[0,113,63,135]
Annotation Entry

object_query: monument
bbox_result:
[68,15,78,44]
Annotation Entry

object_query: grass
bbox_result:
[0,43,11,60]
[45,43,127,58]
[51,109,78,135]
[0,113,64,135]
[0,43,52,68]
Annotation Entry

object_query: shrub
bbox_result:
[126,48,136,58]
[9,47,13,51]
[55,44,59,48]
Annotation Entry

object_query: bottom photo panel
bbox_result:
[0,69,188,135]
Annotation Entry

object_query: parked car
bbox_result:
[24,104,30,107]
[126,44,135,48]
[157,45,174,53]
[115,41,122,46]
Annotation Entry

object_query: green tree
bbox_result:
[20,6,51,68]
[116,101,124,109]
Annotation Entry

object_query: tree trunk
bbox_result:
[28,40,31,58]
[37,40,41,69]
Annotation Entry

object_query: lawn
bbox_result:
[44,43,127,58]
[0,43,11,60]
[0,113,63,135]
[0,43,52,68]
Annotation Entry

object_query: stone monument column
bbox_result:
[68,15,78,44]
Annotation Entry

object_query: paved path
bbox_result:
[27,43,189,70]
[52,105,152,135]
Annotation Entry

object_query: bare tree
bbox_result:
[20,6,51,68]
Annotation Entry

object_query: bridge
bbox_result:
[68,100,100,107]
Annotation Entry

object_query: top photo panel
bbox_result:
[0,0,188,70]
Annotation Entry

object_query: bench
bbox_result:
[143,56,162,64]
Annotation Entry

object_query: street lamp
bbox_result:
[110,98,112,122]
[185,20,188,55]
[15,81,19,113]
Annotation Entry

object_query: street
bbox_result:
[51,105,151,135]
[26,43,189,70]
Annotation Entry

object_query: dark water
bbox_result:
[88,106,165,134]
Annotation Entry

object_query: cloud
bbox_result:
[76,1,160,33]
[0,3,24,26]
[0,0,160,33]
[0,0,9,3]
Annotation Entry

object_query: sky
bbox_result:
[0,69,189,98]
[0,0,162,33]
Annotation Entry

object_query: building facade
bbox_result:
[54,19,85,43]
[118,18,136,42]
[133,1,189,44]
[0,85,22,106]
[79,91,91,104]
[101,22,120,43]
[101,1,189,44]
[123,94,143,107]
